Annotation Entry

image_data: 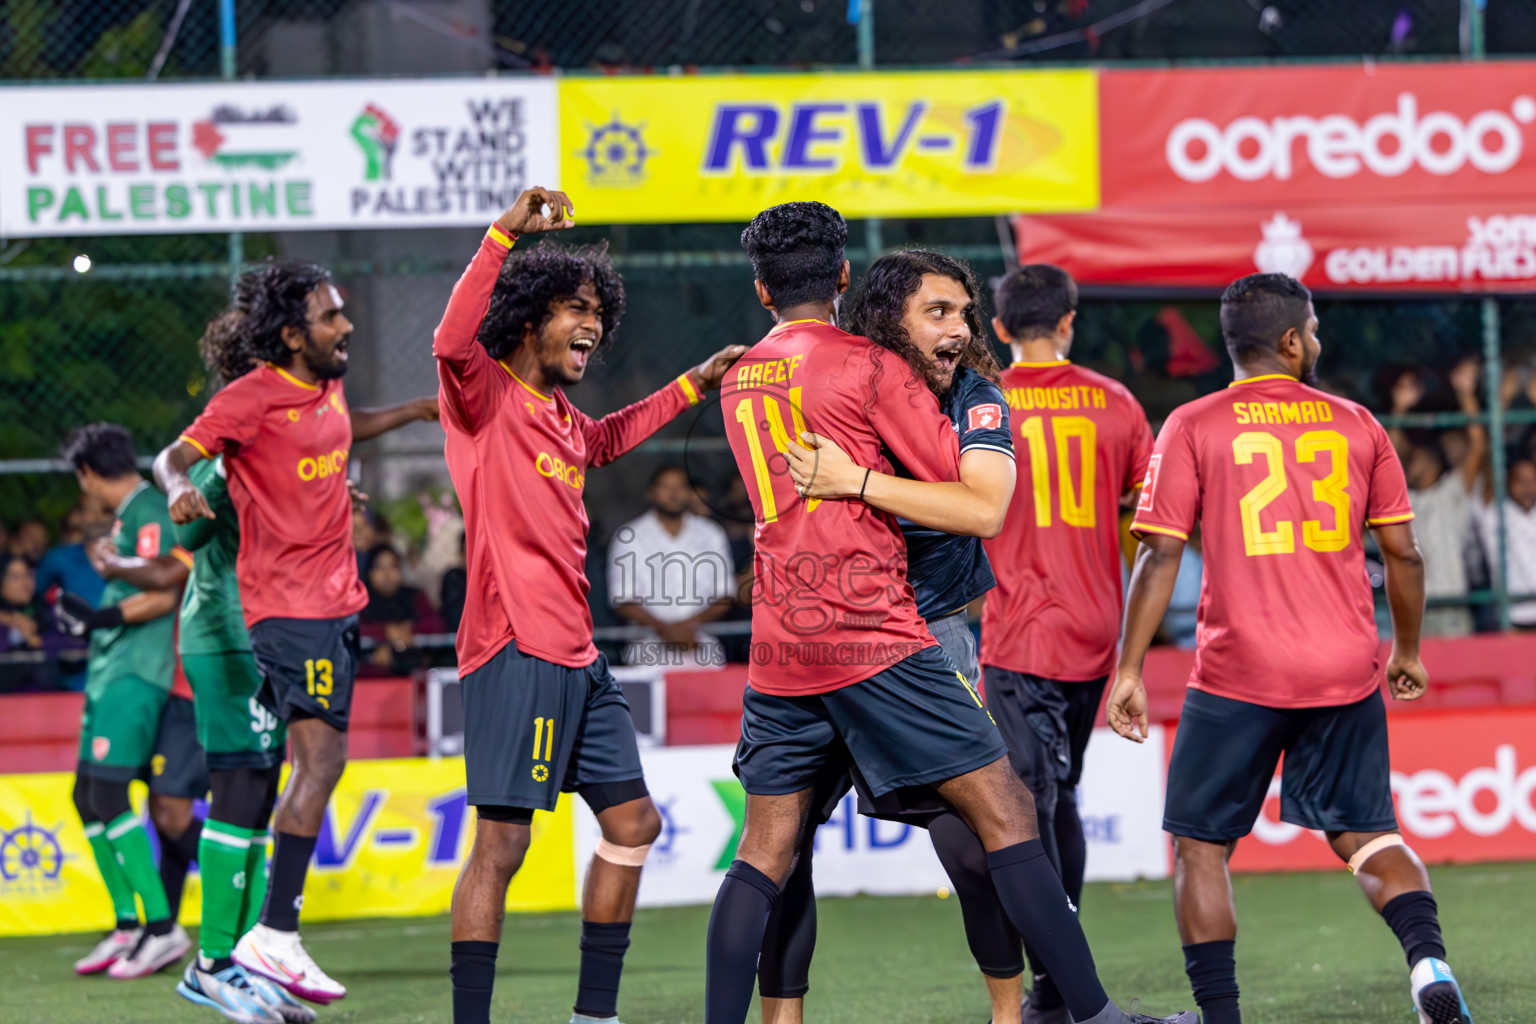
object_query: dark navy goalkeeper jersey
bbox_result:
[891,366,1015,620]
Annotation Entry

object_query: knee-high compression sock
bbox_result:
[986,840,1109,1022]
[1381,891,1447,969]
[198,821,255,962]
[238,833,269,939]
[574,921,631,1019]
[928,813,1022,979]
[259,831,316,932]
[1054,789,1089,906]
[158,817,203,922]
[1183,940,1240,1024]
[104,811,172,933]
[450,940,498,1024]
[74,775,138,928]
[705,860,780,1024]
[757,828,817,999]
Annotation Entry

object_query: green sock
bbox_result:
[105,811,170,923]
[83,820,139,925]
[197,819,255,959]
[238,833,269,939]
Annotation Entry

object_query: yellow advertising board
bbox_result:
[0,758,575,937]
[559,69,1099,223]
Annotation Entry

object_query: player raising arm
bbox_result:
[1111,273,1470,1024]
[434,187,743,1024]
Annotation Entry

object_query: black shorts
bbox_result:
[735,645,1007,800]
[1163,687,1398,843]
[250,615,360,732]
[462,641,645,812]
[985,669,1107,803]
[147,695,210,799]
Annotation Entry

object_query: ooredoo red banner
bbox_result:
[1016,203,1536,293]
[1101,63,1536,210]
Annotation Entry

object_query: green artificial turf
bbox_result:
[4,861,1532,1023]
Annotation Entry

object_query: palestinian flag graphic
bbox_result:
[192,104,301,170]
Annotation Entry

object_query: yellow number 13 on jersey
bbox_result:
[1233,429,1350,556]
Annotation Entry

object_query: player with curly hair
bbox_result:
[709,201,1194,1024]
[434,188,744,1024]
[756,247,1028,1024]
[153,256,437,1012]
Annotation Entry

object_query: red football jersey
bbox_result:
[180,365,366,627]
[723,320,959,697]
[980,360,1153,680]
[1131,374,1415,709]
[436,230,698,674]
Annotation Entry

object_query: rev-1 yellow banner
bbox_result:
[559,69,1099,223]
[0,759,575,937]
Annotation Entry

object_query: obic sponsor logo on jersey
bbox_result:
[536,451,584,490]
[296,449,348,481]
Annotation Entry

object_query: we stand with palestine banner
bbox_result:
[0,78,556,236]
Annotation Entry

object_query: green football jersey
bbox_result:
[176,456,251,655]
[86,480,180,698]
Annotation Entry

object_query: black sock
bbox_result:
[144,917,173,937]
[116,916,139,932]
[986,840,1109,1022]
[1183,940,1240,1024]
[705,860,780,1024]
[259,831,317,932]
[757,830,817,999]
[1027,965,1064,1011]
[928,813,1022,979]
[1054,792,1089,907]
[206,955,235,973]
[1381,890,1446,969]
[450,940,499,1024]
[158,818,203,921]
[574,921,631,1018]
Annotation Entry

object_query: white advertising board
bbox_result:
[573,728,1169,909]
[0,77,557,237]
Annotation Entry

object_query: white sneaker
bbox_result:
[107,924,191,979]
[244,970,319,1023]
[234,923,346,1005]
[176,959,283,1024]
[1412,957,1474,1024]
[74,928,140,974]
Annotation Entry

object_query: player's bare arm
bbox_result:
[1373,521,1429,701]
[1110,532,1187,743]
[787,431,1015,538]
[89,537,191,592]
[153,440,214,524]
[350,396,440,442]
[114,587,181,625]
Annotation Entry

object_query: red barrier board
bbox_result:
[1017,203,1536,293]
[1100,63,1536,211]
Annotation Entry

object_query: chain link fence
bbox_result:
[3,0,1536,665]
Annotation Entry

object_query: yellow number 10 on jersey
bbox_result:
[1019,415,1097,528]
[1233,429,1350,557]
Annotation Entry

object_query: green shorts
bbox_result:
[78,675,168,780]
[183,651,287,770]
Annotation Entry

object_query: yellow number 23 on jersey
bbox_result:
[1233,429,1350,557]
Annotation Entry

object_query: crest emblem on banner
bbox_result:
[1254,213,1314,279]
